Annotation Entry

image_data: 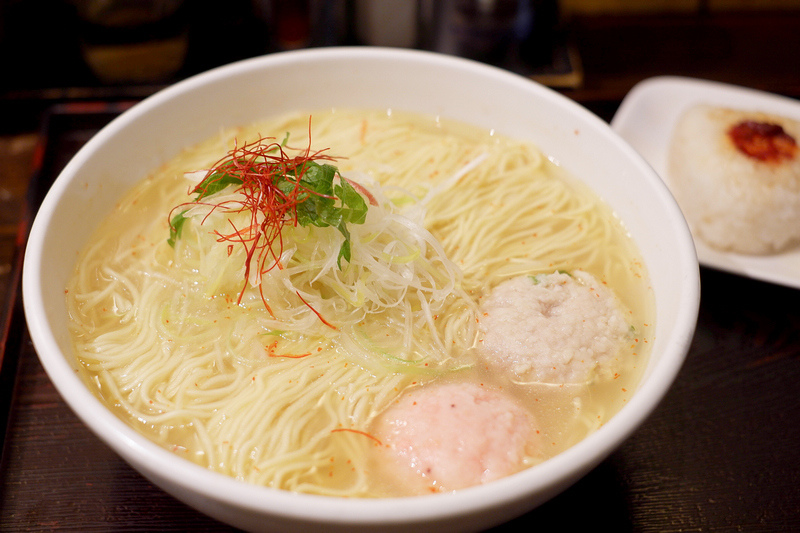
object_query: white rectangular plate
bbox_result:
[611,75,800,289]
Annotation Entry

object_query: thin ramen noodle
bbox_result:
[67,109,654,497]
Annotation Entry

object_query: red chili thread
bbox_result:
[266,340,311,359]
[169,122,338,324]
[330,428,383,446]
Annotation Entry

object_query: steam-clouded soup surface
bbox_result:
[67,109,653,497]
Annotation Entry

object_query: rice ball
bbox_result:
[668,104,800,254]
[373,382,539,494]
[477,271,630,384]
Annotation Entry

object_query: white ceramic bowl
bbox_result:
[22,47,699,533]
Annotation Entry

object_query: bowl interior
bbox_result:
[23,47,699,532]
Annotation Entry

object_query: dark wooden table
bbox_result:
[2,12,800,532]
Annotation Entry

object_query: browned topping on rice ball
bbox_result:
[728,121,797,163]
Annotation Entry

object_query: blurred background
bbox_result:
[1,0,799,132]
